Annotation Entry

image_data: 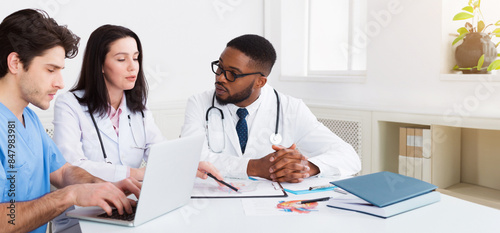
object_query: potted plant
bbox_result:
[452,0,500,73]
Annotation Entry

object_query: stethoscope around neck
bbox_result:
[89,109,146,164]
[73,92,147,164]
[205,89,282,153]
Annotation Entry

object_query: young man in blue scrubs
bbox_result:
[0,9,141,233]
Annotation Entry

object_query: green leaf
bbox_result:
[496,20,500,26]
[462,6,474,13]
[493,28,500,37]
[496,41,500,47]
[478,20,485,32]
[477,54,485,70]
[453,12,474,21]
[457,27,469,35]
[487,60,500,71]
[453,65,459,70]
[452,33,467,45]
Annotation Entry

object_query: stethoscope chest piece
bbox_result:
[270,133,282,145]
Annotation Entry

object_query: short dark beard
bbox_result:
[216,79,255,106]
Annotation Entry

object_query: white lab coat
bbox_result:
[181,85,361,179]
[52,90,164,182]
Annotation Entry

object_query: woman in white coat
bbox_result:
[53,25,221,182]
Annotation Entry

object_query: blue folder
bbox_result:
[330,171,437,207]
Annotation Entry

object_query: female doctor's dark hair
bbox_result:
[71,24,147,117]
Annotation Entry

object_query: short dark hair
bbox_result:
[0,9,80,78]
[226,34,276,76]
[71,25,147,117]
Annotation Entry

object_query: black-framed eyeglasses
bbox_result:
[211,60,264,82]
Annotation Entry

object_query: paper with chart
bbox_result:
[191,178,287,198]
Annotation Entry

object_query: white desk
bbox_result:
[79,192,500,233]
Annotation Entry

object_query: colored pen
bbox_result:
[299,197,331,204]
[309,184,335,190]
[206,173,239,192]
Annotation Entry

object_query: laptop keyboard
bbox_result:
[97,206,137,221]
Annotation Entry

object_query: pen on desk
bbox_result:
[206,173,239,192]
[299,197,331,204]
[333,187,348,195]
[309,184,335,190]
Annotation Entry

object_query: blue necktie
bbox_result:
[236,108,248,154]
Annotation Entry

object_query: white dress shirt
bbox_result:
[52,90,164,182]
[181,84,361,179]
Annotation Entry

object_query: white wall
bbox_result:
[3,0,500,139]
[1,0,264,138]
[269,0,500,123]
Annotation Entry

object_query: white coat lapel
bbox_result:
[118,106,145,150]
[219,104,243,156]
[95,113,118,143]
[246,86,276,156]
[73,90,119,144]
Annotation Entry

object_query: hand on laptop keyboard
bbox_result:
[98,206,137,221]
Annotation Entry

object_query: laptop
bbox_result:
[66,134,204,227]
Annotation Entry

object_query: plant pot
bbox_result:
[455,32,497,74]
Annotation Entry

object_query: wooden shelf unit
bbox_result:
[372,111,500,209]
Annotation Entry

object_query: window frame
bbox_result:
[264,0,367,83]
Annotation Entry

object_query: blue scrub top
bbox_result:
[0,103,67,233]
